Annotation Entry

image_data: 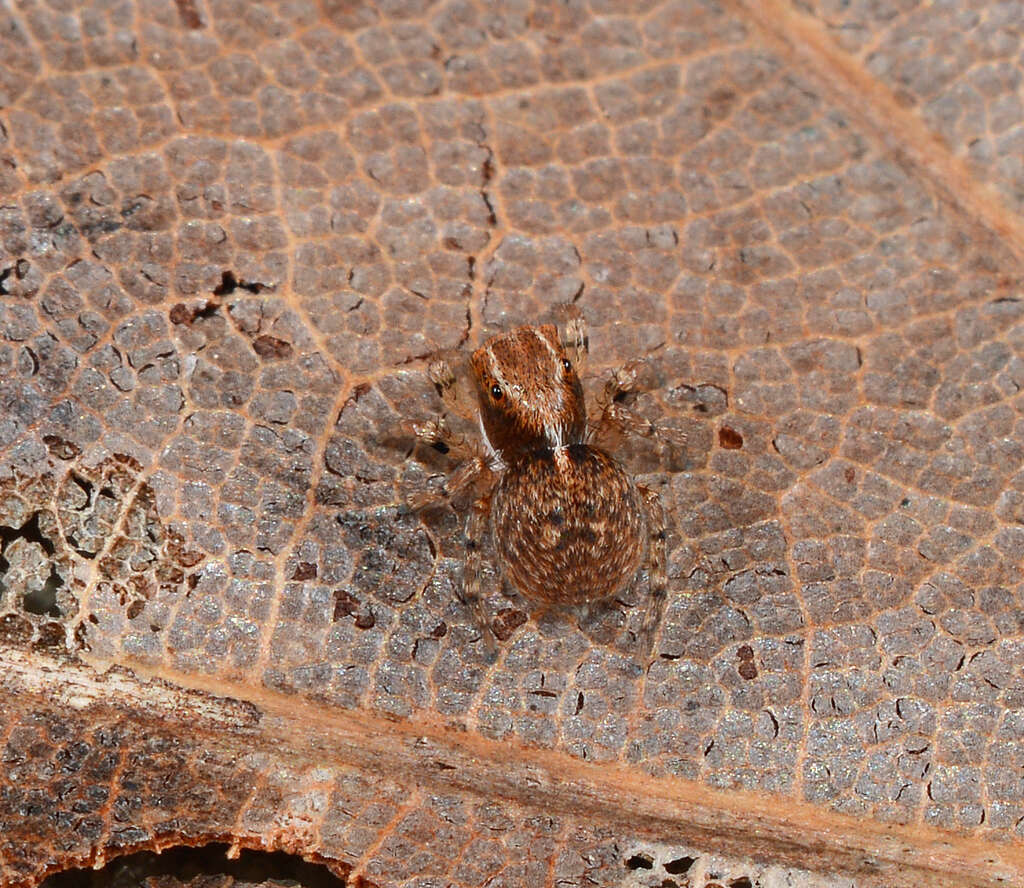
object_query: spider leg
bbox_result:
[407,392,489,511]
[428,357,477,420]
[410,415,469,458]
[410,452,486,507]
[553,303,589,371]
[591,360,687,447]
[411,355,500,657]
[637,483,668,657]
[464,491,497,657]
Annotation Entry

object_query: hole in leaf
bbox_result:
[626,853,654,870]
[22,563,63,617]
[0,512,63,616]
[40,844,348,888]
[664,855,696,874]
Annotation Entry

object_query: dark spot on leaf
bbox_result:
[291,562,317,581]
[170,300,219,325]
[42,435,80,460]
[169,303,191,324]
[174,0,203,28]
[332,589,360,621]
[35,621,65,648]
[214,271,239,295]
[492,607,527,641]
[339,383,372,421]
[253,335,293,360]
[214,270,268,296]
[719,426,743,449]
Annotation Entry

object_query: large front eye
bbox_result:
[490,383,503,400]
[562,358,572,372]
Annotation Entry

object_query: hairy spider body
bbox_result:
[414,314,677,656]
[492,443,645,607]
[470,324,587,456]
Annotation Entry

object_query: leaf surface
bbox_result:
[2,1,1024,886]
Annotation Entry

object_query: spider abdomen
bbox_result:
[491,443,646,607]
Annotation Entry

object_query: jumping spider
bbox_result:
[413,309,684,657]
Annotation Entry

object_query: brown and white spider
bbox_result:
[413,309,683,657]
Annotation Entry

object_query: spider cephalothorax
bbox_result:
[470,324,587,458]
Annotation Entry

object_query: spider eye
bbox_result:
[490,383,503,400]
[562,358,572,372]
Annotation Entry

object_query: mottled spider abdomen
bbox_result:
[491,444,645,607]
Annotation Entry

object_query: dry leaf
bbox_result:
[2,2,1024,887]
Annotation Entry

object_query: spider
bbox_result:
[412,309,683,657]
